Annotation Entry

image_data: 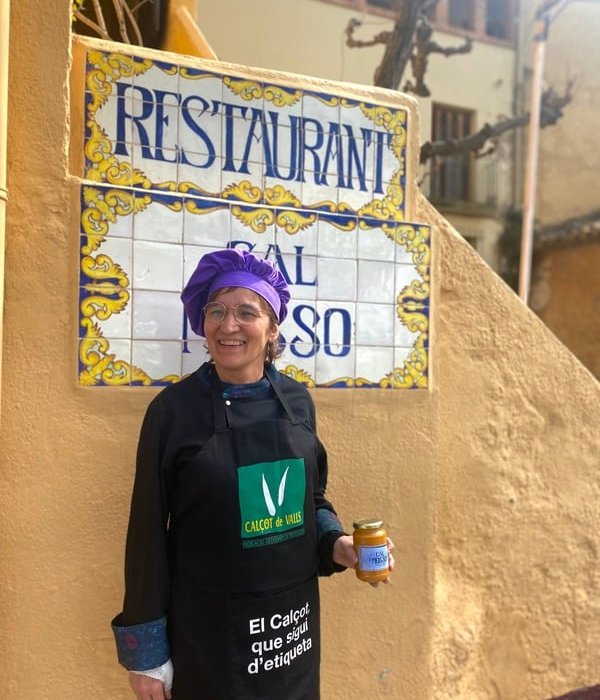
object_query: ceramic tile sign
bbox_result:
[77,41,430,388]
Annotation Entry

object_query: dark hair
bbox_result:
[254,294,283,366]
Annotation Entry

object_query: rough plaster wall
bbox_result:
[316,388,436,699]
[429,200,600,700]
[1,1,151,697]
[2,0,79,697]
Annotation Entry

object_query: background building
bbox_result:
[198,0,520,271]
[528,0,600,380]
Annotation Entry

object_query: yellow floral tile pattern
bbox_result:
[77,45,430,388]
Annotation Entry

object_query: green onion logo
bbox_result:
[238,459,306,547]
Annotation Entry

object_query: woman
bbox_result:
[112,248,393,700]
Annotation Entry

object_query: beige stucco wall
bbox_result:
[1,2,599,700]
[432,210,600,698]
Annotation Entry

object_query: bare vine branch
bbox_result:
[344,0,573,164]
[120,0,146,45]
[403,17,472,97]
[111,0,131,43]
[74,10,110,39]
[74,0,146,46]
[130,0,153,11]
[345,0,473,92]
[419,81,574,164]
[92,0,108,35]
[372,0,423,89]
[344,18,391,50]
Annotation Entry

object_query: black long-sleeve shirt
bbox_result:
[112,363,345,671]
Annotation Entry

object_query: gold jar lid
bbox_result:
[353,518,384,530]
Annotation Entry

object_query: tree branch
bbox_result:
[74,9,110,39]
[91,0,108,35]
[120,0,144,46]
[373,0,424,89]
[74,0,146,46]
[130,0,153,11]
[403,17,472,96]
[344,18,392,50]
[111,0,131,44]
[420,82,573,164]
[345,0,468,93]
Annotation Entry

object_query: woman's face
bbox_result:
[204,287,279,384]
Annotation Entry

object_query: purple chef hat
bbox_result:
[181,248,291,337]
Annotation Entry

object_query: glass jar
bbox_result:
[352,519,389,583]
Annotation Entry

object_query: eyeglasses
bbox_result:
[202,301,266,326]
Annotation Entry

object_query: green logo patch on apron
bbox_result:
[238,458,306,548]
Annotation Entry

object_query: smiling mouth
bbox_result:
[218,340,245,346]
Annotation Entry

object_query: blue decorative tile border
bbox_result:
[77,45,430,388]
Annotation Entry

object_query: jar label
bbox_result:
[357,544,389,572]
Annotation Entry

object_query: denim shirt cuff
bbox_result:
[316,508,344,539]
[111,615,170,671]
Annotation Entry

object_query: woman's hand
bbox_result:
[333,535,395,587]
[332,534,358,569]
[128,672,172,700]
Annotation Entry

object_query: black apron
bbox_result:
[169,370,321,700]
